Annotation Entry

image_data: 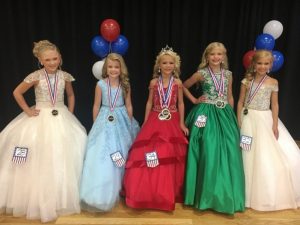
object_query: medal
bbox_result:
[52,109,58,116]
[244,75,268,115]
[208,67,226,108]
[44,69,58,115]
[107,79,121,123]
[157,76,174,121]
[107,114,115,122]
[215,98,225,108]
[158,108,171,120]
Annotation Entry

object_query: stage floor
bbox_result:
[1,199,300,225]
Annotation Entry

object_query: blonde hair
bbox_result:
[102,53,130,94]
[245,50,274,81]
[153,46,181,79]
[32,40,61,59]
[198,42,228,70]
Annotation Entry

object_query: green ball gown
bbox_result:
[184,67,245,214]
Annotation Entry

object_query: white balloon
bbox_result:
[263,20,283,39]
[92,59,105,80]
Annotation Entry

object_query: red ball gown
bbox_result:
[123,82,188,211]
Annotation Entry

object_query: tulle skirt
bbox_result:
[241,108,300,211]
[0,102,87,222]
[80,105,140,212]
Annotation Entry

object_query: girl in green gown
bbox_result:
[183,42,245,214]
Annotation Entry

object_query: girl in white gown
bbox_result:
[237,49,300,211]
[0,40,87,222]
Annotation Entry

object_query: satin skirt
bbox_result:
[240,108,300,211]
[123,111,188,211]
[184,103,245,214]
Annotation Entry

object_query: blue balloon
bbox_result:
[271,50,284,72]
[255,33,275,50]
[91,35,109,58]
[111,35,129,55]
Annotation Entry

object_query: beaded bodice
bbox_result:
[24,69,74,104]
[198,67,231,102]
[242,78,278,110]
[152,82,178,112]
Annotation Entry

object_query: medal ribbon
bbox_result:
[158,76,174,109]
[44,69,58,106]
[107,78,121,112]
[246,75,267,106]
[208,67,224,97]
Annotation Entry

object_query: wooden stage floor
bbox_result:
[1,141,300,225]
[1,200,300,225]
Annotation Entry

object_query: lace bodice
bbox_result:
[198,67,232,103]
[98,79,125,107]
[24,69,75,105]
[242,78,278,110]
[152,82,179,112]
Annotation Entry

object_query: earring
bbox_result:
[267,69,270,73]
[158,68,161,74]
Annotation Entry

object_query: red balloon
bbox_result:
[242,50,256,70]
[100,19,120,42]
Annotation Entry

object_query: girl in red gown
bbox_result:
[123,46,188,211]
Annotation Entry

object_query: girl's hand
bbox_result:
[272,124,279,140]
[25,107,40,117]
[195,95,206,104]
[180,123,189,136]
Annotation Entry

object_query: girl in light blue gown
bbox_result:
[80,53,139,211]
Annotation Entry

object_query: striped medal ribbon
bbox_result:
[158,76,174,120]
[44,69,59,116]
[244,75,267,115]
[107,78,121,122]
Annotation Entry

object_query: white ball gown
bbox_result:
[240,78,300,211]
[0,69,87,222]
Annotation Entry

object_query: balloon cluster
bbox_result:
[243,20,284,72]
[91,19,129,79]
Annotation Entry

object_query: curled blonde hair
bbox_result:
[198,42,228,70]
[245,50,274,81]
[32,40,61,59]
[102,53,130,94]
[153,46,181,79]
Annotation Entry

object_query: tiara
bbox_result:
[160,45,174,54]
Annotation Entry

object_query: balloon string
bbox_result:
[109,42,112,54]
